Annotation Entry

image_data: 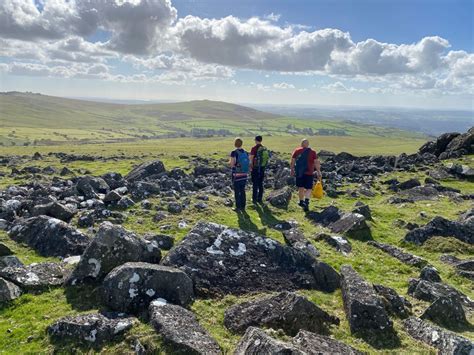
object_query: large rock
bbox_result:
[31,201,76,222]
[149,299,221,354]
[0,242,12,257]
[403,317,473,354]
[368,241,427,268]
[419,132,461,157]
[408,278,474,309]
[420,296,468,330]
[0,262,67,291]
[125,160,165,182]
[48,312,134,345]
[443,129,474,158]
[102,262,194,314]
[373,284,411,318]
[234,327,361,355]
[316,234,352,255]
[329,213,372,240]
[9,216,89,257]
[340,265,393,334]
[224,291,339,336]
[162,222,340,297]
[282,228,319,258]
[0,277,22,302]
[76,176,110,199]
[266,187,292,208]
[67,222,160,285]
[306,206,341,226]
[405,216,474,245]
[440,255,474,281]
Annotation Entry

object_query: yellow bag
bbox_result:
[312,180,324,199]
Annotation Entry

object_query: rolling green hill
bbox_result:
[0,92,427,148]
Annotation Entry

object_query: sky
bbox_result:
[0,0,473,109]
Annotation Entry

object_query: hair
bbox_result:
[234,137,243,148]
[301,138,309,147]
[255,135,263,142]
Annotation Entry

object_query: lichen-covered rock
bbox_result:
[9,216,89,257]
[149,299,221,354]
[234,327,302,355]
[420,296,468,330]
[0,255,23,269]
[368,241,427,268]
[373,284,411,318]
[67,222,160,285]
[405,216,474,245]
[102,262,194,314]
[403,317,473,354]
[329,213,372,240]
[408,278,474,309]
[224,291,339,336]
[0,242,13,257]
[266,187,292,208]
[48,312,134,345]
[76,176,110,199]
[316,234,352,255]
[0,276,22,302]
[282,228,319,258]
[420,265,442,283]
[30,201,76,222]
[162,222,340,297]
[292,330,363,355]
[0,262,67,291]
[125,160,165,183]
[340,265,393,334]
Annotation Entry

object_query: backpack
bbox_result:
[235,149,249,174]
[295,148,310,178]
[255,146,271,168]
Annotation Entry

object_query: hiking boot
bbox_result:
[298,200,306,209]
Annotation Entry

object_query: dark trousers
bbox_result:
[233,179,247,209]
[251,167,265,202]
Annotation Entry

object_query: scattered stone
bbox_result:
[420,265,441,283]
[76,176,110,199]
[0,262,67,291]
[48,312,134,345]
[398,178,421,190]
[405,216,474,245]
[340,265,393,334]
[373,284,411,318]
[125,160,165,182]
[329,213,372,240]
[0,277,22,302]
[421,296,468,330]
[32,152,43,160]
[224,291,338,336]
[31,201,76,222]
[282,228,319,258]
[408,278,474,309]
[167,202,182,214]
[306,206,341,226]
[0,219,8,231]
[117,196,135,209]
[103,190,122,203]
[403,317,473,354]
[368,241,427,268]
[67,222,160,285]
[162,222,340,297]
[234,327,300,354]
[0,255,24,268]
[353,201,372,220]
[440,254,474,281]
[149,299,221,354]
[0,242,12,257]
[9,216,89,257]
[102,262,194,314]
[292,330,363,355]
[315,234,352,255]
[144,234,174,250]
[266,187,292,208]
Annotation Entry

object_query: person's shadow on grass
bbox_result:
[255,203,288,229]
[236,209,266,235]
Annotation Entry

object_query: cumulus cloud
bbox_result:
[273,82,295,89]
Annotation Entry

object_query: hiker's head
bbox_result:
[255,135,263,144]
[301,139,309,148]
[234,137,243,148]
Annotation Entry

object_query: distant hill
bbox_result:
[0,92,279,129]
[0,92,427,146]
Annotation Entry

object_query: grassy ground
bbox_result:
[0,139,472,354]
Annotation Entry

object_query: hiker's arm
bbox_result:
[315,159,321,179]
[229,156,236,168]
[290,158,296,176]
[249,154,255,170]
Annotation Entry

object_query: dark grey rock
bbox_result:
[282,228,319,258]
[420,265,442,283]
[373,284,411,318]
[0,255,24,269]
[102,262,194,314]
[266,187,292,208]
[292,330,363,355]
[9,216,89,257]
[398,178,421,190]
[167,202,182,214]
[67,222,160,285]
[0,242,12,257]
[353,202,372,220]
[340,265,393,334]
[329,213,371,240]
[117,196,135,209]
[0,262,67,291]
[125,160,165,182]
[421,296,468,330]
[76,176,110,199]
[162,222,340,297]
[403,317,473,355]
[149,300,221,354]
[0,277,22,302]
[31,202,76,222]
[234,327,302,354]
[368,241,427,268]
[48,312,134,345]
[224,291,338,336]
[315,234,352,255]
[103,190,122,203]
[144,234,174,250]
[408,278,473,309]
[405,216,474,245]
[306,206,341,226]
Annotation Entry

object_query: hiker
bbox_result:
[290,138,321,212]
[229,137,249,211]
[249,135,270,204]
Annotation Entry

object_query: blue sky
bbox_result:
[0,0,473,109]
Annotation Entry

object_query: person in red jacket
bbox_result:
[290,139,321,212]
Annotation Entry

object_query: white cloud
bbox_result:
[273,82,295,89]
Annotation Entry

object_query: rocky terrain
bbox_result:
[0,128,473,354]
